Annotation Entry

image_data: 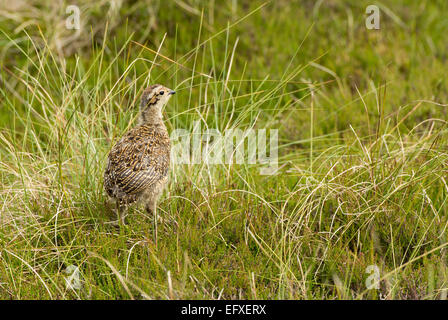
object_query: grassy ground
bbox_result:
[0,0,447,299]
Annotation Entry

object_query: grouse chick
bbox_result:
[104,84,175,224]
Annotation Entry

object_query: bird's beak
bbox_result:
[169,90,176,95]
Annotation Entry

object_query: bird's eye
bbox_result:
[159,91,165,95]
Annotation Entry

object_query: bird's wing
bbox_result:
[105,127,169,197]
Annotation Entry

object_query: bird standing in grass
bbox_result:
[104,84,175,225]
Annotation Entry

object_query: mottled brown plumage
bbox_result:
[104,84,174,224]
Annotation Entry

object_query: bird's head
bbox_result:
[139,84,175,124]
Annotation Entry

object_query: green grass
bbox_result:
[0,0,447,299]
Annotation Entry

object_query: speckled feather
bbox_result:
[104,85,172,209]
[104,124,170,206]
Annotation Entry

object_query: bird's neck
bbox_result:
[138,108,164,127]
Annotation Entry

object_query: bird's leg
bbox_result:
[146,198,158,247]
[116,200,127,225]
[145,199,156,215]
[119,208,128,225]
